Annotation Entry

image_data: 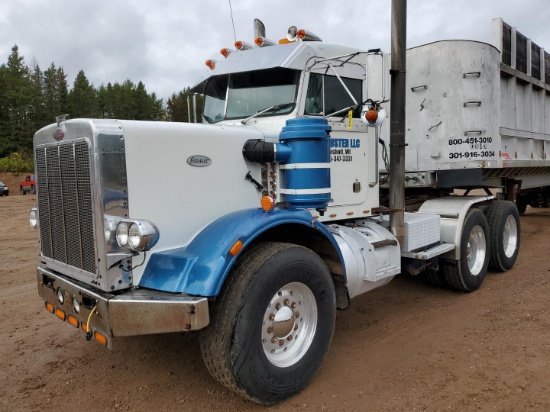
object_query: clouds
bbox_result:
[1,0,550,101]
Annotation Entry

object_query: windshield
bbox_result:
[203,67,300,123]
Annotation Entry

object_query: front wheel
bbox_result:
[485,200,520,272]
[442,208,489,292]
[199,242,336,405]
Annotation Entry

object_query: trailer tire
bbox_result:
[442,209,489,292]
[485,200,520,272]
[199,242,336,405]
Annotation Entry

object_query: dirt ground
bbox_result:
[1,188,549,411]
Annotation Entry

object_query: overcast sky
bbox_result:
[1,0,550,101]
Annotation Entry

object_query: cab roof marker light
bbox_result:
[220,48,232,58]
[288,26,323,42]
[254,37,276,47]
[234,40,253,51]
[205,59,216,70]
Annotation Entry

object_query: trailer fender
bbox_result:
[138,208,343,296]
[418,196,493,260]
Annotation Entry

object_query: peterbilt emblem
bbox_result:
[187,155,212,167]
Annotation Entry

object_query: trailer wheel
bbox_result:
[199,242,336,405]
[485,200,520,272]
[443,209,489,292]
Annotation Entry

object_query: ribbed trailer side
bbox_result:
[395,19,550,203]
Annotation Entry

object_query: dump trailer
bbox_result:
[32,17,544,405]
[393,18,550,214]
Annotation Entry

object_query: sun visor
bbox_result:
[191,42,315,94]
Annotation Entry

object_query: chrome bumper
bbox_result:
[37,267,210,348]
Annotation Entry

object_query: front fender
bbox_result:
[139,208,342,296]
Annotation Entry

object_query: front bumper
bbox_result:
[37,267,210,348]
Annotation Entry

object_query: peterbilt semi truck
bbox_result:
[32,17,549,404]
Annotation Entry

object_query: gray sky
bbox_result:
[2,0,550,101]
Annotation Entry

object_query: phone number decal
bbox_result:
[446,136,497,160]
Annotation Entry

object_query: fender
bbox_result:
[139,207,343,296]
[418,195,493,260]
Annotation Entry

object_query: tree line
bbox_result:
[0,45,204,159]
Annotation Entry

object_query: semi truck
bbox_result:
[31,15,549,405]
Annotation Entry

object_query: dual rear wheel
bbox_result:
[429,201,520,292]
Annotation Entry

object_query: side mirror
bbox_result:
[366,52,389,103]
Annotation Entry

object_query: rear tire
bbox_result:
[516,198,527,215]
[485,200,520,272]
[443,208,489,292]
[199,242,336,405]
[422,268,447,288]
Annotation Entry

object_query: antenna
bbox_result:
[228,0,237,43]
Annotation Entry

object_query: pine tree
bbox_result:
[68,70,98,117]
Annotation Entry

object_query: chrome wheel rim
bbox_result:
[466,225,487,276]
[262,282,317,368]
[503,215,518,258]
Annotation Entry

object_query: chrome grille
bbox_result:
[36,141,96,274]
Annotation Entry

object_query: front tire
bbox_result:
[443,208,489,292]
[199,242,336,405]
[485,200,520,272]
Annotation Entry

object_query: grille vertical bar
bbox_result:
[36,141,97,274]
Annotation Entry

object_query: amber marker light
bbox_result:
[67,315,79,328]
[45,302,55,314]
[254,37,265,47]
[94,331,108,346]
[220,48,231,58]
[55,308,66,321]
[205,59,216,70]
[261,195,275,212]
[297,29,307,39]
[365,109,378,124]
[81,322,89,333]
[229,240,244,257]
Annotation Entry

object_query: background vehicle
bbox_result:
[0,181,8,196]
[32,12,546,405]
[19,174,36,195]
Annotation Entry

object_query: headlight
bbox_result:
[29,208,38,229]
[116,221,129,247]
[116,219,159,252]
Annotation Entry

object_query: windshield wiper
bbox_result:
[241,102,295,125]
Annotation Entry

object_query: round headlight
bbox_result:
[116,221,129,247]
[128,223,142,250]
[73,296,81,314]
[29,208,38,229]
[57,287,64,305]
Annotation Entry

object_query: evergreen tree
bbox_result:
[0,45,33,157]
[68,70,98,117]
